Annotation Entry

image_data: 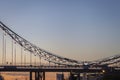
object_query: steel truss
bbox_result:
[0,21,82,66]
[0,21,120,68]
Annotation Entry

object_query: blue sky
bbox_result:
[0,0,120,61]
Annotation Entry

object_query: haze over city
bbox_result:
[0,0,120,61]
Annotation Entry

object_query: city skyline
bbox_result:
[0,0,120,61]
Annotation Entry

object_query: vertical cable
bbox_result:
[24,51,26,65]
[49,61,50,66]
[14,42,16,65]
[34,55,36,66]
[11,40,13,65]
[21,47,23,65]
[2,32,4,65]
[4,33,6,65]
[30,52,32,65]
[39,56,41,66]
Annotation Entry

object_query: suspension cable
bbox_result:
[34,55,36,66]
[39,56,41,66]
[24,51,26,66]
[21,47,23,65]
[11,40,13,65]
[49,61,50,66]
[2,32,4,65]
[30,52,32,65]
[14,42,16,65]
[4,33,6,65]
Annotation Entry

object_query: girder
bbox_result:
[0,21,81,66]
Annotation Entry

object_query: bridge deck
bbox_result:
[0,65,103,72]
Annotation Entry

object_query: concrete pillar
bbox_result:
[35,72,38,80]
[69,72,80,80]
[30,71,32,80]
[37,72,40,80]
[35,72,43,80]
[77,73,80,80]
[83,72,87,80]
[43,72,45,80]
[39,72,42,80]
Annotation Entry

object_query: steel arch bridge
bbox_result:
[0,21,120,69]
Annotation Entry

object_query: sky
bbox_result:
[0,0,120,61]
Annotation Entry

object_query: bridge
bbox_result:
[0,21,120,80]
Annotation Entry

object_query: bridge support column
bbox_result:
[35,72,38,80]
[43,71,45,80]
[35,72,45,80]
[30,71,32,80]
[83,72,87,80]
[35,72,39,80]
[69,72,80,80]
[39,72,42,80]
[37,72,40,80]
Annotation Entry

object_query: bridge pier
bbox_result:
[83,72,87,80]
[34,72,45,80]
[43,71,45,80]
[69,72,80,80]
[35,72,38,80]
[30,71,32,80]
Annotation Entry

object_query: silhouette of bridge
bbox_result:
[0,21,120,80]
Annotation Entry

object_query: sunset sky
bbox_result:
[0,0,120,61]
